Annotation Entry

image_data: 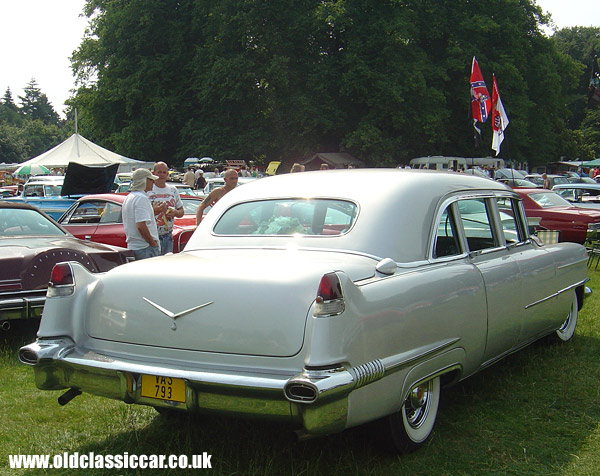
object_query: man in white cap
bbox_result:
[122,168,160,260]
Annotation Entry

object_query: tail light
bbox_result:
[47,263,75,297]
[314,272,345,317]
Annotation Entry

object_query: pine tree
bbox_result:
[18,78,60,125]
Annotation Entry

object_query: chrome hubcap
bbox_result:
[406,382,430,428]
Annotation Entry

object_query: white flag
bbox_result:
[491,75,509,156]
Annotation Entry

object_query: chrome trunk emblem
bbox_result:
[142,297,214,330]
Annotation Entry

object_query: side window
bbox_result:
[99,202,122,224]
[68,201,105,224]
[434,206,461,258]
[457,198,496,252]
[24,185,43,197]
[496,197,525,244]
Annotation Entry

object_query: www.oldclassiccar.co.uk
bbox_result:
[8,452,213,470]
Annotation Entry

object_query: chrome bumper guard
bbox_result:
[0,295,46,320]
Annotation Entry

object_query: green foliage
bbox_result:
[0,81,64,163]
[65,1,598,166]
[18,79,61,125]
[0,122,28,162]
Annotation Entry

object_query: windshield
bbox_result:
[0,208,66,236]
[213,199,358,236]
[528,192,572,208]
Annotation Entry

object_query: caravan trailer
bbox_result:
[409,156,505,171]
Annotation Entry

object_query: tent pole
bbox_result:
[74,109,78,135]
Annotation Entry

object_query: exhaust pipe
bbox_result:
[58,388,81,406]
[1,320,10,331]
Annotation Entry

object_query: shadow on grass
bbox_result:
[0,319,39,359]
[14,333,600,476]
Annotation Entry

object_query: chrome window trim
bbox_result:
[429,190,526,261]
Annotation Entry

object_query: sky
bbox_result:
[0,0,599,119]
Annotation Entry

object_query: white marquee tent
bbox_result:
[18,133,153,173]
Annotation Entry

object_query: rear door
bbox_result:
[455,196,524,363]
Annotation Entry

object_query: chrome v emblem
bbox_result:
[143,297,214,330]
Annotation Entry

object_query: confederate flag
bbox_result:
[470,56,492,135]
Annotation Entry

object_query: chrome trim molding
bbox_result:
[524,279,589,309]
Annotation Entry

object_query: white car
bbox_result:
[20,169,589,453]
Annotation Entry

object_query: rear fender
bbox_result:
[37,261,101,341]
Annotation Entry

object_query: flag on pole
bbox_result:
[491,74,509,156]
[588,55,600,108]
[470,56,492,136]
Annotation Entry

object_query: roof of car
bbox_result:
[191,168,514,263]
[0,200,41,211]
[553,183,600,189]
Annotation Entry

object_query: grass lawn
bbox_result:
[1,271,599,476]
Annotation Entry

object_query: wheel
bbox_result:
[381,377,441,454]
[552,293,579,342]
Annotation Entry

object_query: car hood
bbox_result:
[84,248,377,357]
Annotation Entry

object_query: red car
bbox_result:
[58,193,198,252]
[516,188,600,244]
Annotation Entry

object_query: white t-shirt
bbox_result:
[122,191,159,250]
[147,183,183,236]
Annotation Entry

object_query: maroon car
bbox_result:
[516,188,600,244]
[0,201,132,329]
[58,193,198,252]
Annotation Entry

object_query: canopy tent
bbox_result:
[583,158,600,167]
[18,133,153,173]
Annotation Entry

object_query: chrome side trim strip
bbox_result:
[524,279,589,309]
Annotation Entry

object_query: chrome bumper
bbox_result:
[20,336,463,436]
[18,338,359,435]
[0,294,45,320]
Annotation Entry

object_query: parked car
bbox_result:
[20,169,589,453]
[560,172,596,184]
[197,176,257,199]
[167,181,199,197]
[494,168,526,180]
[524,174,570,188]
[516,188,600,243]
[552,183,600,209]
[0,201,132,329]
[57,193,197,252]
[496,178,540,188]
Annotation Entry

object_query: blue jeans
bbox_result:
[133,245,160,260]
[159,233,173,255]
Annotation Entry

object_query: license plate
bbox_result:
[140,374,186,403]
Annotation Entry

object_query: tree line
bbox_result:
[2,1,600,168]
[0,79,64,163]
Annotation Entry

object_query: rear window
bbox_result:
[213,199,358,236]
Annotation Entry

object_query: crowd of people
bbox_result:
[123,163,244,260]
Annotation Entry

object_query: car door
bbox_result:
[94,200,126,248]
[455,196,524,364]
[497,197,567,341]
[59,200,102,240]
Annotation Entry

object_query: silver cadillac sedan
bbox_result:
[20,169,589,453]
